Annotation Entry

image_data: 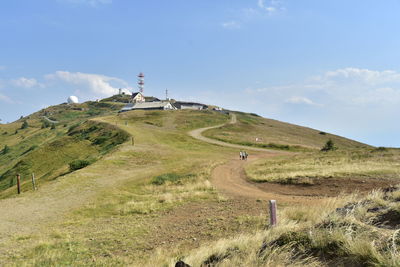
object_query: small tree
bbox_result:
[2,145,10,155]
[321,139,337,152]
[69,159,91,171]
[20,121,29,129]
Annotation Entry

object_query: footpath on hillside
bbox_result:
[189,114,309,202]
[188,113,395,203]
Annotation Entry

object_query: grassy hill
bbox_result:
[0,101,129,197]
[246,148,400,184]
[0,98,398,266]
[204,112,369,151]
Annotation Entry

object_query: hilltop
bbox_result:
[0,95,398,266]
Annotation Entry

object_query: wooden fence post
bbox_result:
[269,200,277,227]
[16,174,21,194]
[32,173,37,190]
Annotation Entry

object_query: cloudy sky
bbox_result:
[1,0,400,147]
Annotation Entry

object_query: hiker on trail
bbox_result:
[244,151,248,160]
[239,151,243,160]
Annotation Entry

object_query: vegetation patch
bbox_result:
[204,112,369,150]
[69,160,92,172]
[151,173,195,185]
[246,148,400,183]
[0,120,129,195]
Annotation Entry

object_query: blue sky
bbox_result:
[1,0,400,147]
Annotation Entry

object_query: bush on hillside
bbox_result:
[2,145,10,155]
[321,139,337,152]
[69,159,91,172]
[20,121,29,129]
[41,120,51,128]
[151,173,195,185]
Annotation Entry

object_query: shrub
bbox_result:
[2,145,10,155]
[373,147,387,152]
[321,139,337,152]
[41,120,51,128]
[21,145,38,155]
[20,121,29,129]
[69,159,91,171]
[67,123,80,134]
[151,173,194,185]
[93,136,108,145]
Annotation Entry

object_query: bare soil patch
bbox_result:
[372,209,400,229]
[253,177,398,198]
[144,198,267,251]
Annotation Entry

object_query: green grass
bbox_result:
[246,148,400,183]
[204,112,369,151]
[0,110,129,197]
[151,173,196,185]
[0,108,237,266]
[1,102,394,266]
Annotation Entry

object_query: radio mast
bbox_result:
[138,73,144,93]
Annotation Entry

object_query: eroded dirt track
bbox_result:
[188,114,286,153]
[190,114,397,203]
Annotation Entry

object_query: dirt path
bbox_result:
[189,114,395,202]
[189,114,299,202]
[189,114,286,153]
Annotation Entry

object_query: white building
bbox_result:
[131,92,145,103]
[120,101,176,112]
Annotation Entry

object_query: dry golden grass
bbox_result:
[158,188,400,267]
[246,149,400,183]
[204,112,369,151]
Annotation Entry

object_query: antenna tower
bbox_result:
[138,72,145,93]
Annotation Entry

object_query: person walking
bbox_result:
[239,151,243,160]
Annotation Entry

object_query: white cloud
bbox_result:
[58,0,112,7]
[251,67,400,107]
[257,0,284,14]
[321,68,400,85]
[221,21,241,29]
[0,93,13,104]
[45,71,131,96]
[11,77,42,88]
[285,96,320,106]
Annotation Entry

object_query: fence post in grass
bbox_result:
[131,137,134,146]
[31,173,37,191]
[269,200,277,227]
[16,174,21,194]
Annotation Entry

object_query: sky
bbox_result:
[1,0,400,147]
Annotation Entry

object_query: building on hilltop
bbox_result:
[131,92,145,103]
[120,101,176,112]
[172,101,208,110]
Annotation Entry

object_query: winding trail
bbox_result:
[189,114,285,153]
[189,113,298,201]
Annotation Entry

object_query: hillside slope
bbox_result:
[0,101,128,196]
[0,102,394,266]
[204,112,369,151]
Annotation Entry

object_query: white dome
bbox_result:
[67,95,79,104]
